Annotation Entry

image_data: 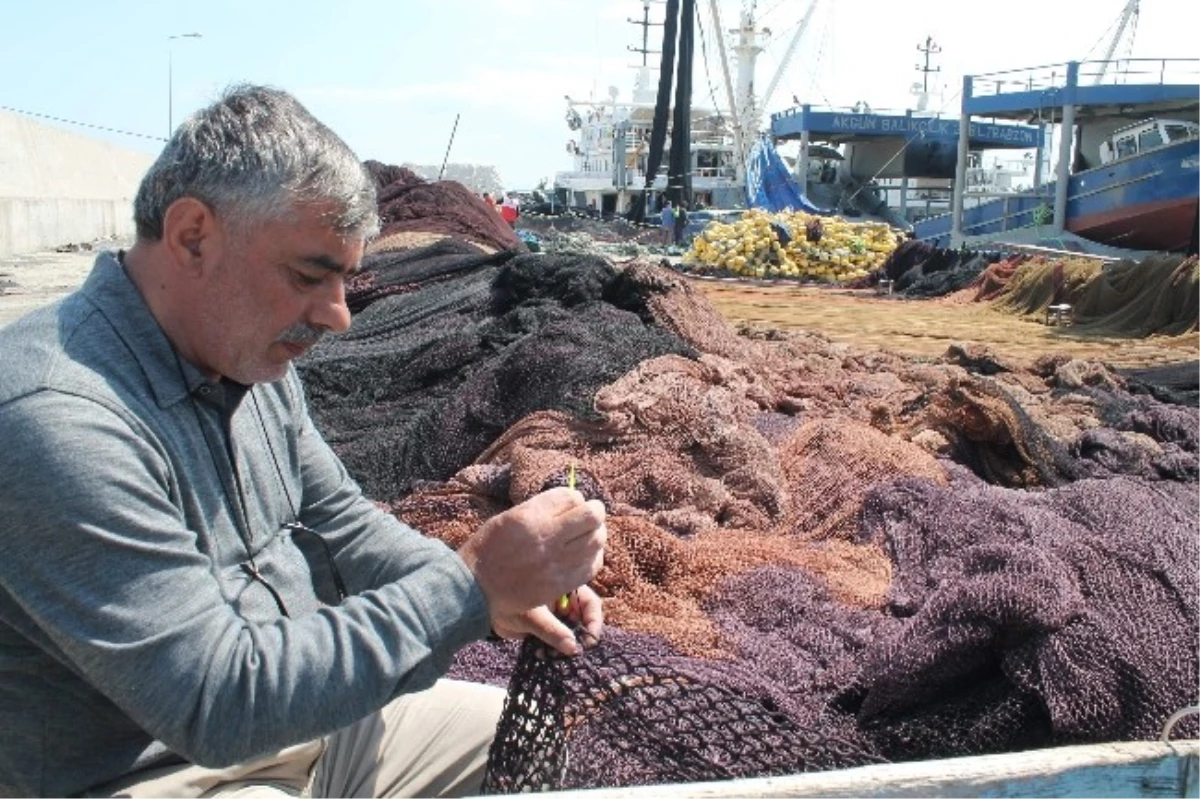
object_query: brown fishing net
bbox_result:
[363,160,522,254]
[1069,255,1199,337]
[887,243,1197,339]
[992,256,1099,317]
[297,228,1198,791]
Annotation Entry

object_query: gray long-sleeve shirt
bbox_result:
[0,252,491,797]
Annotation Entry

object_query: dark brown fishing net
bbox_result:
[481,631,886,794]
[296,231,1198,791]
[875,241,1003,298]
[362,160,523,254]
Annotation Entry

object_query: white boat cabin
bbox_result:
[1099,118,1199,165]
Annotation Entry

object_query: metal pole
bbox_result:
[167,33,202,138]
[950,75,972,248]
[438,113,460,181]
[1053,63,1079,234]
[797,127,810,185]
[760,0,820,115]
[1033,123,1045,189]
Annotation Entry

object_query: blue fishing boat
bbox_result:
[912,113,1198,253]
[1067,118,1198,251]
[912,56,1199,253]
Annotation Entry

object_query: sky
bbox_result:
[1,0,1196,189]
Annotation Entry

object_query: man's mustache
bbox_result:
[277,324,326,346]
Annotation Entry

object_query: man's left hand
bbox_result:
[491,585,604,656]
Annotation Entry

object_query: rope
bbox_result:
[0,105,165,142]
[694,6,726,119]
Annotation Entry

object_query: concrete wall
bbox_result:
[0,110,156,257]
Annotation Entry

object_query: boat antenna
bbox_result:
[628,1,663,67]
[437,112,460,182]
[915,36,942,94]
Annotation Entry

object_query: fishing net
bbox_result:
[363,160,523,254]
[902,252,1004,298]
[971,255,1026,301]
[460,465,1197,790]
[480,630,886,794]
[866,242,1009,299]
[1115,360,1200,407]
[964,252,1197,337]
[989,257,1099,317]
[1069,255,1200,337]
[298,247,695,500]
[295,227,1198,792]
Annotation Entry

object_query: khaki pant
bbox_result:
[99,680,506,798]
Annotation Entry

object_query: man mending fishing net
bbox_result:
[0,84,606,798]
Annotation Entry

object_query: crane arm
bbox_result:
[760,0,821,115]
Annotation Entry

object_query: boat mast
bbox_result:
[1093,0,1139,84]
[707,0,745,183]
[710,0,820,183]
[731,7,767,141]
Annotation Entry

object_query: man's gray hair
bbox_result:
[134,84,379,241]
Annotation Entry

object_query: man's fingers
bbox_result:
[553,500,607,544]
[574,585,604,646]
[525,606,580,656]
[522,486,585,517]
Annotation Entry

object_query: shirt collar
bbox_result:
[80,250,248,411]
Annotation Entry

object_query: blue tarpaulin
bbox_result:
[744,136,831,215]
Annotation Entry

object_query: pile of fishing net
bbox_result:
[362,160,522,254]
[874,240,1007,298]
[535,229,648,259]
[890,242,1199,338]
[1116,361,1200,407]
[297,238,1198,791]
[990,254,1199,337]
[298,246,694,500]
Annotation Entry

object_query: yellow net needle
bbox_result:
[559,463,578,614]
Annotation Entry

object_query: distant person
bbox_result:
[482,191,494,206]
[660,200,675,245]
[0,83,606,798]
[674,204,690,246]
[499,194,519,228]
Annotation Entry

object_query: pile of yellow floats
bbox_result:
[684,209,901,282]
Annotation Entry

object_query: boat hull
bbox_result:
[1065,138,1199,252]
[1067,196,1197,253]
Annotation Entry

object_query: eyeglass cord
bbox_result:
[173,348,348,617]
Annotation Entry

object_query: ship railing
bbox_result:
[971,58,1199,96]
[1079,57,1199,86]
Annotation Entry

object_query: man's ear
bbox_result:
[161,197,219,275]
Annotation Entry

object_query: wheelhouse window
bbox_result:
[1115,136,1137,159]
[1162,123,1198,143]
[1137,127,1164,151]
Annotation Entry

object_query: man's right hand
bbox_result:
[457,487,606,654]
